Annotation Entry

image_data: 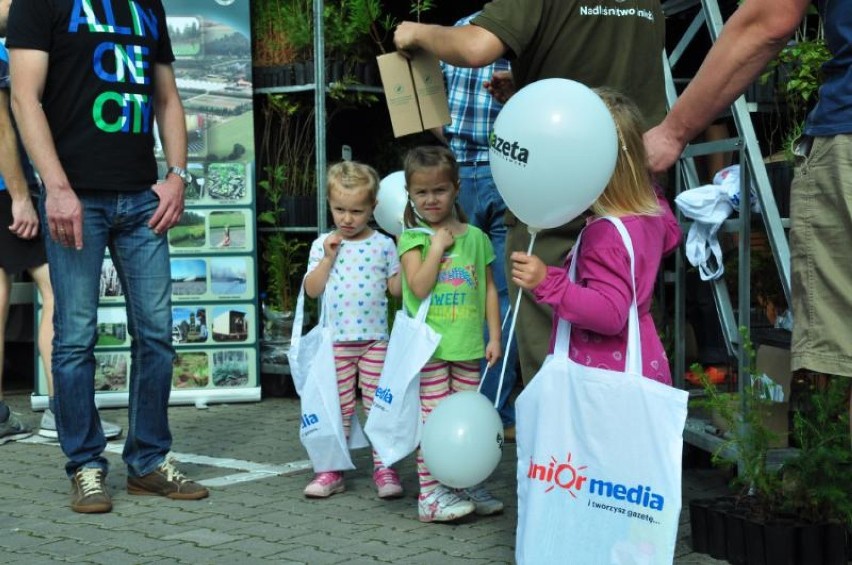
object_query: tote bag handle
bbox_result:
[553,216,642,375]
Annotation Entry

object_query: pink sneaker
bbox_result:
[303,471,344,498]
[373,467,403,499]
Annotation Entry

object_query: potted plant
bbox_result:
[759,6,831,214]
[689,329,851,564]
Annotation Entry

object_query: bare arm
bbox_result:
[387,272,402,298]
[394,23,506,67]
[0,88,38,239]
[399,229,454,299]
[644,0,809,172]
[10,48,82,248]
[149,63,186,234]
[484,266,502,366]
[304,233,342,298]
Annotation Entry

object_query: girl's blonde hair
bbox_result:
[326,161,380,204]
[590,88,661,217]
[402,145,467,228]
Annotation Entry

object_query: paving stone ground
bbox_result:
[0,390,732,564]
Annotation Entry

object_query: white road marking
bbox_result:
[19,435,312,486]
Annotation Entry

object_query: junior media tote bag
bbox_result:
[364,293,441,467]
[515,217,688,565]
[288,281,368,473]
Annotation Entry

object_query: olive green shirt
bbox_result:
[474,0,666,129]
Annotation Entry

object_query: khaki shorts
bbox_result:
[790,133,852,377]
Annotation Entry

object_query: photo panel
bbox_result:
[209,256,254,300]
[185,162,206,201]
[99,257,124,302]
[167,16,203,58]
[96,307,129,348]
[210,304,254,343]
[171,258,208,301]
[94,352,129,391]
[169,209,207,250]
[206,162,248,203]
[172,306,209,345]
[212,349,253,388]
[173,351,210,389]
[208,209,251,251]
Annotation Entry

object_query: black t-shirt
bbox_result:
[7,0,175,192]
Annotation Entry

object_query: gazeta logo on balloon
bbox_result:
[489,132,530,166]
[526,452,666,511]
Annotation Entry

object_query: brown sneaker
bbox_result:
[70,468,112,513]
[127,456,209,500]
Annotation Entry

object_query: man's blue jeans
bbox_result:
[458,163,518,427]
[40,189,174,477]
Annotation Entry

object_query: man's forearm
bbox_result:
[11,96,70,193]
[396,23,505,68]
[0,92,30,201]
[661,0,807,148]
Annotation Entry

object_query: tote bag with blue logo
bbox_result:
[515,217,688,564]
[289,281,368,473]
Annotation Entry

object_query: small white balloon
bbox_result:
[375,170,407,236]
[490,78,618,230]
[421,391,504,489]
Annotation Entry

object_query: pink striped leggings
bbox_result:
[333,340,388,470]
[416,358,481,496]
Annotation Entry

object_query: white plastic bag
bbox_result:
[289,282,367,472]
[364,295,440,467]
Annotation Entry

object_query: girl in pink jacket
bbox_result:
[511,88,681,384]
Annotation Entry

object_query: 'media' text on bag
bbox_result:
[526,453,665,511]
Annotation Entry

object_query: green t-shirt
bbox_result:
[398,226,495,361]
[474,0,666,129]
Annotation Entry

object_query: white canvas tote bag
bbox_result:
[515,217,688,564]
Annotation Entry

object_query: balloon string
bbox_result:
[483,231,538,409]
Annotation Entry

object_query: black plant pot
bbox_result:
[822,523,849,565]
[763,520,796,565]
[689,498,712,554]
[707,499,731,561]
[725,510,747,565]
[743,518,767,565]
[796,523,823,565]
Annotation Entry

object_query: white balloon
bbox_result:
[375,170,407,236]
[490,79,618,230]
[421,391,504,489]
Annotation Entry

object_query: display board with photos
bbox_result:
[34,0,259,408]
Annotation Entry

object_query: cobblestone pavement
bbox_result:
[0,391,731,564]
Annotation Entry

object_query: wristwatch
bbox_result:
[166,165,192,186]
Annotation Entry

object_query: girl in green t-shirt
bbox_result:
[398,146,503,523]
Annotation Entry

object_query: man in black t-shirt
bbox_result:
[7,0,208,513]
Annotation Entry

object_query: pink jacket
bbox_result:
[532,197,681,384]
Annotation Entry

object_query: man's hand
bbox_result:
[8,196,39,240]
[484,70,515,104]
[149,176,185,235]
[46,187,83,249]
[643,123,687,174]
[393,21,422,58]
[510,251,547,290]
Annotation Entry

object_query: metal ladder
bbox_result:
[661,0,793,447]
